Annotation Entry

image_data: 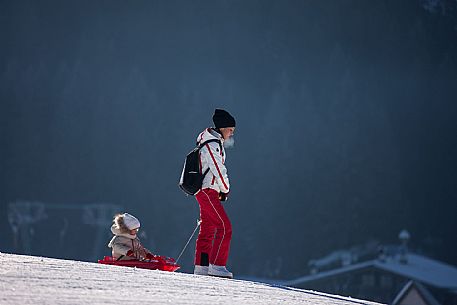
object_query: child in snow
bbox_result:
[108,213,155,261]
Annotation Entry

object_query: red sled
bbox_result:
[98,256,180,272]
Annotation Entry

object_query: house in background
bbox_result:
[283,231,457,305]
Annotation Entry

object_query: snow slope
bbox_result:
[0,253,384,305]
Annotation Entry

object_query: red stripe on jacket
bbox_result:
[206,144,228,190]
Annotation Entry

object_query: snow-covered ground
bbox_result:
[0,253,383,305]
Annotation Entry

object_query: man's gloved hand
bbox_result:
[219,192,229,201]
[126,250,135,257]
[145,253,155,260]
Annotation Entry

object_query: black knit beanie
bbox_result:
[212,109,236,129]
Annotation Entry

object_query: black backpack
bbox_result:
[179,139,222,196]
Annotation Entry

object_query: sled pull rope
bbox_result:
[176,219,202,264]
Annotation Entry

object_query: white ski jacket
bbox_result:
[197,128,230,194]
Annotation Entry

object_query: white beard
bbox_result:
[223,137,235,148]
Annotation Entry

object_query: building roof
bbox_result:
[284,253,457,291]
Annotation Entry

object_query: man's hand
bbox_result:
[219,192,229,201]
[126,250,135,257]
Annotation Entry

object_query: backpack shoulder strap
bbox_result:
[197,139,221,150]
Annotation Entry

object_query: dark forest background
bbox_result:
[1,0,457,279]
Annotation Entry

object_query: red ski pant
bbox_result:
[194,188,232,267]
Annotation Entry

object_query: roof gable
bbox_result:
[392,281,441,305]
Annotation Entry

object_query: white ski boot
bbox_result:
[194,265,209,275]
[208,264,233,279]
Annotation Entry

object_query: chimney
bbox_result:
[398,230,410,264]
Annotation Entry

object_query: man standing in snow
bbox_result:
[193,109,236,278]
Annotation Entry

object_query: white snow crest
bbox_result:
[0,253,384,305]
